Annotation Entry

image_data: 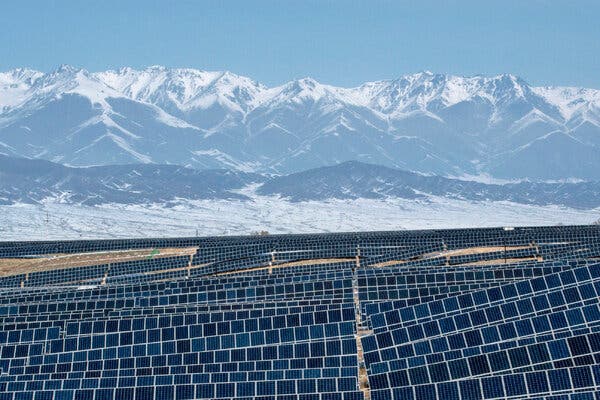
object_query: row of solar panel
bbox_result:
[0,302,354,337]
[365,263,598,333]
[2,255,592,314]
[63,308,355,336]
[0,324,356,364]
[0,382,365,400]
[0,304,352,335]
[368,326,600,384]
[1,226,597,277]
[369,364,600,400]
[0,303,353,343]
[0,265,355,295]
[0,277,355,306]
[1,297,348,320]
[2,224,595,253]
[3,357,358,380]
[0,336,358,381]
[368,306,600,374]
[3,356,358,378]
[362,271,599,370]
[0,269,355,302]
[359,259,585,315]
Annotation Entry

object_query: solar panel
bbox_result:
[0,225,598,399]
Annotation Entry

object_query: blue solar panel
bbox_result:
[0,226,599,399]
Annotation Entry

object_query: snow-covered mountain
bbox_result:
[1,66,600,180]
[258,161,600,209]
[0,155,257,205]
[1,155,599,209]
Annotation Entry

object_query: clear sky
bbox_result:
[1,0,599,88]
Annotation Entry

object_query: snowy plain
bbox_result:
[1,194,598,241]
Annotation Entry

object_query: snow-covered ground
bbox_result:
[1,194,598,240]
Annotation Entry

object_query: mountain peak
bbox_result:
[53,64,85,75]
[296,77,319,86]
[281,77,322,91]
[145,65,168,72]
[0,68,43,85]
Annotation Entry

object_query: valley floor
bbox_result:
[1,194,598,240]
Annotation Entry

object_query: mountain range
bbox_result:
[1,66,600,180]
[1,155,599,209]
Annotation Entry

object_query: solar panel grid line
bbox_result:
[0,303,352,334]
[358,243,446,265]
[0,303,346,331]
[361,286,497,313]
[206,262,354,279]
[16,272,344,298]
[102,299,351,317]
[368,290,599,347]
[360,279,552,318]
[0,365,360,386]
[358,258,570,274]
[367,301,600,357]
[0,239,592,282]
[357,265,569,290]
[0,224,595,248]
[356,260,588,315]
[373,352,595,396]
[356,279,523,298]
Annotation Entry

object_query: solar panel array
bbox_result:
[0,225,599,399]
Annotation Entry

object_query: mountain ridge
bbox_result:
[257,161,600,209]
[2,66,600,180]
[0,154,258,205]
[6,66,600,115]
[1,155,599,209]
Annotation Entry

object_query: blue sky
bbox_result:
[1,0,599,88]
